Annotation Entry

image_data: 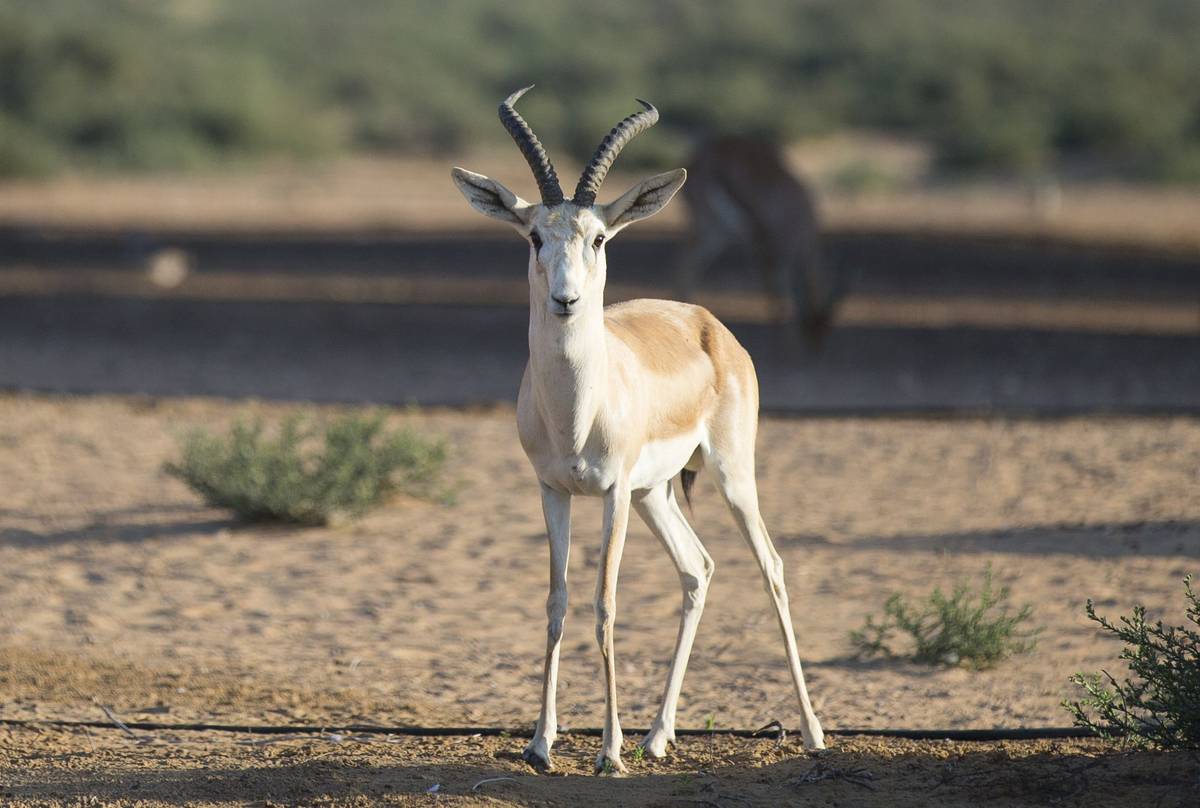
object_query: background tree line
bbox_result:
[2,0,1198,182]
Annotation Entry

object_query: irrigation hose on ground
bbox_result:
[0,717,1105,742]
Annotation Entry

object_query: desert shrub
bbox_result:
[850,566,1039,669]
[1064,576,1200,750]
[166,411,447,525]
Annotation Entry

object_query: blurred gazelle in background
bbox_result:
[677,136,842,350]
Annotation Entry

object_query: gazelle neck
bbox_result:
[528,291,608,456]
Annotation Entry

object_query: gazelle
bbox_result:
[451,88,824,775]
[677,135,838,348]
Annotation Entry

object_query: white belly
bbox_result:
[629,426,707,492]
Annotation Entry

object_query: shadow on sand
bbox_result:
[0,504,237,548]
[7,733,1195,808]
[781,520,1200,558]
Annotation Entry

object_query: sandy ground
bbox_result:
[2,724,1195,807]
[2,394,1199,804]
[2,393,1198,740]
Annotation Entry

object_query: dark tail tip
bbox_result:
[680,469,697,510]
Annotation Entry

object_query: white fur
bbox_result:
[629,426,708,491]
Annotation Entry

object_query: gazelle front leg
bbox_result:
[594,479,632,774]
[523,482,571,772]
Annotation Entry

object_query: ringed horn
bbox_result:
[498,87,661,208]
[572,98,659,207]
[498,86,565,205]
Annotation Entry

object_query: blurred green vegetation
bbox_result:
[3,0,1199,181]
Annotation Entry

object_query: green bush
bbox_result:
[850,566,1039,669]
[1065,576,1200,750]
[166,411,447,526]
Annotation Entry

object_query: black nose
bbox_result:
[552,295,579,308]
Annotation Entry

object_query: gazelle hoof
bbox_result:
[638,731,673,759]
[594,755,628,776]
[522,745,554,773]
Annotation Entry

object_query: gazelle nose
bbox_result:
[552,295,579,309]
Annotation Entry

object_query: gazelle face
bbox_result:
[451,165,687,323]
[525,204,608,318]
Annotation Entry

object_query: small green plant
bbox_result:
[166,411,447,525]
[850,566,1039,669]
[1065,576,1200,750]
[704,715,716,732]
[631,745,645,763]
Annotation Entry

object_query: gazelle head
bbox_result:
[452,87,686,319]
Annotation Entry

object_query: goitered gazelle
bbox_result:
[677,135,837,349]
[451,88,824,775]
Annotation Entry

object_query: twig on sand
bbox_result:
[95,701,141,742]
[751,719,787,745]
[236,735,301,746]
[471,776,520,791]
[792,761,877,790]
[81,723,97,754]
[304,746,343,762]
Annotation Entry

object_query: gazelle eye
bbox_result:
[593,234,605,250]
[529,230,543,250]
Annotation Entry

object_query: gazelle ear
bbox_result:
[451,167,534,228]
[601,169,687,233]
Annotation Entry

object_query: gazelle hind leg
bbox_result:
[631,480,715,758]
[712,459,824,749]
